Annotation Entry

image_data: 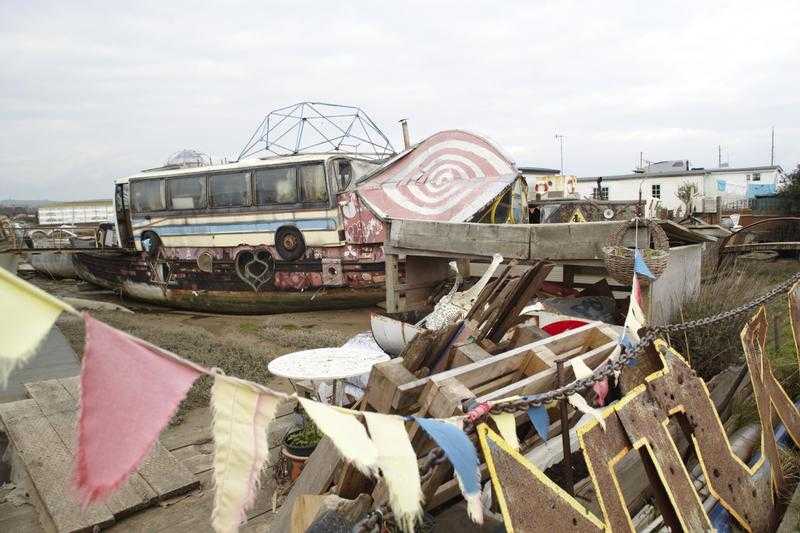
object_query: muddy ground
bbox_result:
[27,273,376,420]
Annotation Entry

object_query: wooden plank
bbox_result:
[389,219,531,259]
[136,441,199,499]
[270,437,340,533]
[24,380,158,516]
[363,358,417,413]
[476,340,618,403]
[0,399,115,532]
[384,253,400,313]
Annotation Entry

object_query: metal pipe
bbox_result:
[400,119,411,149]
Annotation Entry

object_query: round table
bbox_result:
[268,347,390,405]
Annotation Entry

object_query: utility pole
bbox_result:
[770,127,775,165]
[555,134,565,175]
[718,145,722,168]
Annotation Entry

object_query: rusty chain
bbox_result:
[354,271,800,532]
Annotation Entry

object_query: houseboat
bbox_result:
[72,129,526,313]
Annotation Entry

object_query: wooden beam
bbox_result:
[384,253,400,313]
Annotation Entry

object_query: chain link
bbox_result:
[354,272,800,532]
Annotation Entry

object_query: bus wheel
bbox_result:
[275,226,305,261]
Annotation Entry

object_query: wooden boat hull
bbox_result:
[72,250,385,314]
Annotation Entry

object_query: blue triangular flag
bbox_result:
[527,406,550,441]
[633,249,656,280]
[413,417,482,521]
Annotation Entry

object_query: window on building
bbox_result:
[254,166,298,205]
[299,164,329,203]
[209,172,251,208]
[751,172,761,181]
[131,179,165,212]
[593,187,609,200]
[651,184,661,199]
[167,176,207,209]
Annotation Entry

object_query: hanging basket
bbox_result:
[602,219,670,284]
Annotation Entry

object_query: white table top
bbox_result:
[267,347,390,381]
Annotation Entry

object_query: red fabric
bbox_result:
[75,314,201,504]
[542,320,587,335]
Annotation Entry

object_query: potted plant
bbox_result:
[281,413,323,481]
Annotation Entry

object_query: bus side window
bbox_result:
[131,180,165,212]
[168,176,207,209]
[337,160,352,190]
[299,164,328,203]
[254,167,298,205]
[209,172,251,207]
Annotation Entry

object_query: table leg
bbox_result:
[333,379,345,406]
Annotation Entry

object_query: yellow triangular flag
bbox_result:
[0,267,77,385]
[568,393,606,430]
[490,412,520,451]
[211,378,282,533]
[298,397,378,476]
[364,413,423,533]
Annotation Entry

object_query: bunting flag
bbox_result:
[568,394,606,430]
[76,314,202,504]
[414,416,483,524]
[363,413,423,533]
[0,266,77,385]
[527,406,550,441]
[211,378,282,533]
[593,378,610,407]
[633,249,656,280]
[621,273,646,347]
[297,397,378,476]
[489,412,520,451]
[571,357,592,380]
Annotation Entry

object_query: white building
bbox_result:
[577,162,784,214]
[38,200,114,226]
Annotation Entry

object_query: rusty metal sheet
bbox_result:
[479,424,603,532]
[356,130,517,222]
[614,386,712,531]
[577,410,637,532]
[649,340,775,532]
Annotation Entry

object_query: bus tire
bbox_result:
[275,226,305,261]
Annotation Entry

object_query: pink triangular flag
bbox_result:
[75,314,202,504]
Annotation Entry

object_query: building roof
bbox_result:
[41,200,113,208]
[519,166,560,174]
[577,165,783,182]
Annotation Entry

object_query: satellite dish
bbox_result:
[603,208,615,220]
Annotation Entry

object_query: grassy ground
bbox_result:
[667,259,799,383]
[57,307,371,422]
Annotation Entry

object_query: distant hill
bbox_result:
[0,199,53,208]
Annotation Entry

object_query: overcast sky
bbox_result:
[1,1,799,200]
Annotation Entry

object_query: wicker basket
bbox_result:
[602,219,669,284]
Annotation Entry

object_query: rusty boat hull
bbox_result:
[72,249,385,314]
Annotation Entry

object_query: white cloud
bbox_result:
[0,0,798,199]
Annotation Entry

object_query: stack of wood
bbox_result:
[273,318,627,531]
[395,259,554,378]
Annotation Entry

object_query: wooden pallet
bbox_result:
[0,377,198,532]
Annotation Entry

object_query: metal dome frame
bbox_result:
[238,102,395,161]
